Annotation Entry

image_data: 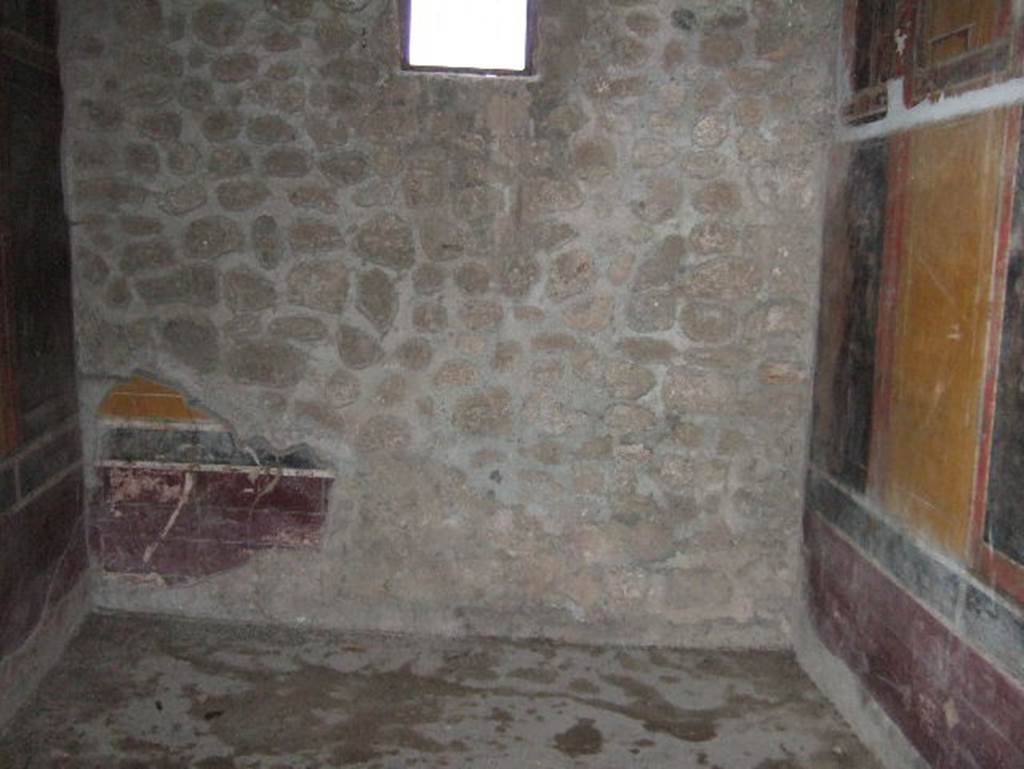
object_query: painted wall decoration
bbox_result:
[906,0,1018,106]
[804,506,1024,768]
[90,379,334,581]
[878,109,1010,557]
[979,108,1024,602]
[842,0,908,124]
[810,139,888,491]
[814,108,1021,566]
[841,0,1023,122]
[983,268,1023,560]
[985,259,1024,567]
[809,6,1024,766]
[807,103,1024,769]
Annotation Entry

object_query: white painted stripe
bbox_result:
[96,459,334,479]
[840,77,1024,143]
[98,418,228,433]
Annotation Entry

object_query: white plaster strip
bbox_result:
[98,418,229,433]
[96,459,334,479]
[839,77,1024,143]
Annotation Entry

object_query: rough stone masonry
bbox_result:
[63,0,836,647]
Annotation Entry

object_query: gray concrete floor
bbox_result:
[0,613,882,769]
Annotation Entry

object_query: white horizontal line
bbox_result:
[97,459,334,479]
[839,77,1024,143]
[99,418,228,433]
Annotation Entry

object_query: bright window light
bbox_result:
[406,0,531,73]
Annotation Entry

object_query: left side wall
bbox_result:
[0,0,89,728]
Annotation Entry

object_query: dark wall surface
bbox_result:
[810,139,887,492]
[986,123,1024,568]
[7,58,76,436]
[0,0,87,718]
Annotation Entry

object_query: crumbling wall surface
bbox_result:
[63,0,836,647]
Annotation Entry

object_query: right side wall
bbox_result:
[798,2,1024,768]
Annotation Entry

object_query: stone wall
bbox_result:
[63,0,835,647]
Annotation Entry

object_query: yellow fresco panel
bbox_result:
[883,109,1007,558]
[99,377,213,423]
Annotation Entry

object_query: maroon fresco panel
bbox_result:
[805,512,1024,768]
[144,539,252,579]
[91,520,251,579]
[196,470,327,514]
[196,504,251,543]
[101,466,189,507]
[93,465,330,579]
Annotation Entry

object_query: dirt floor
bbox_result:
[0,613,882,769]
